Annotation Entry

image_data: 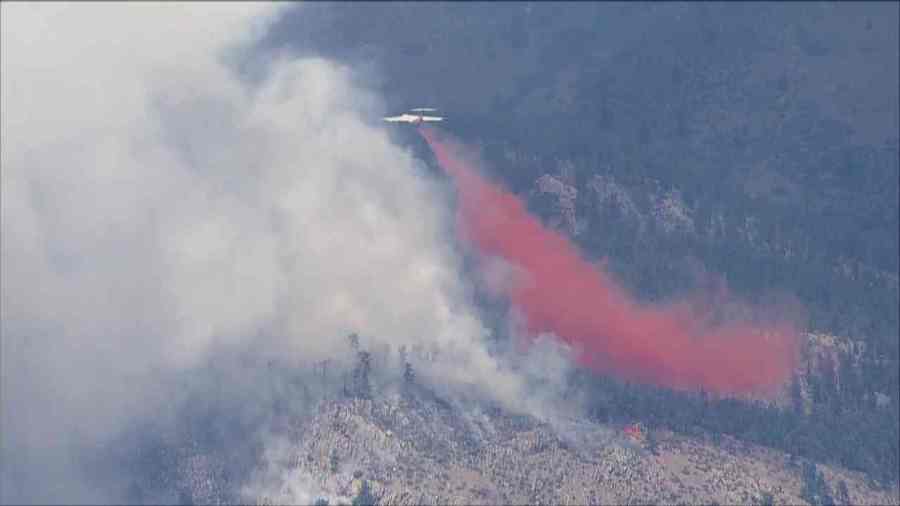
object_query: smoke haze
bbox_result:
[1,4,543,503]
[419,126,801,397]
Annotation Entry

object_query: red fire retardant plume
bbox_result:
[419,126,800,397]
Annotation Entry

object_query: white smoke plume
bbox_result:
[1,3,562,503]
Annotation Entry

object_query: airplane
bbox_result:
[383,107,444,124]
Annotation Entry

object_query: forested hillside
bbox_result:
[263,1,899,489]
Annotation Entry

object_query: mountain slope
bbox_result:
[250,391,898,506]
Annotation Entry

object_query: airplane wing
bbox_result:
[383,113,443,123]
[410,107,437,112]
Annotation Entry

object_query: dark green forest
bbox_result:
[579,352,899,489]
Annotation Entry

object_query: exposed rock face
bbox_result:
[531,171,698,239]
[527,167,897,296]
[248,391,898,506]
[533,174,584,236]
[586,174,646,233]
[652,190,695,235]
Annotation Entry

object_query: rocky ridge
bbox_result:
[250,389,898,506]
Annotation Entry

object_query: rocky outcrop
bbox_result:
[246,391,899,505]
[533,174,584,236]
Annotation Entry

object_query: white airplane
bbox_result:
[384,107,444,124]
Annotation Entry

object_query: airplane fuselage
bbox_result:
[384,109,444,124]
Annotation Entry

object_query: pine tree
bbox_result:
[835,480,850,505]
[403,360,415,385]
[329,450,339,473]
[352,350,372,399]
[790,372,805,414]
[645,429,659,456]
[800,461,834,506]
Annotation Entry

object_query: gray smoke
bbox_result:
[1,4,581,504]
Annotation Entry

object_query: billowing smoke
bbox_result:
[1,4,537,503]
[419,126,802,397]
[1,3,801,502]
